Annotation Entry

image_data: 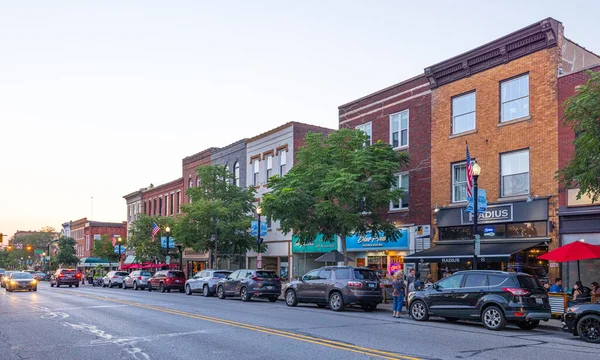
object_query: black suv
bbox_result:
[284,266,383,312]
[407,270,550,330]
[50,269,82,288]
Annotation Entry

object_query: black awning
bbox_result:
[404,241,544,263]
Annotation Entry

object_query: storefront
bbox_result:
[292,234,338,278]
[183,248,209,277]
[406,198,552,281]
[345,228,410,278]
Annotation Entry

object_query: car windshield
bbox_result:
[140,271,152,277]
[256,271,277,279]
[11,273,33,279]
[213,272,230,278]
[353,269,378,281]
[168,271,185,278]
[517,275,545,290]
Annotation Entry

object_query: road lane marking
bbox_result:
[61,291,421,360]
[53,304,130,310]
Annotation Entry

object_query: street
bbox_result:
[0,283,597,360]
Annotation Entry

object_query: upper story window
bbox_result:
[233,161,240,187]
[390,173,409,210]
[253,159,260,186]
[501,149,529,197]
[390,110,409,148]
[452,92,476,134]
[501,74,529,122]
[266,155,273,179]
[279,150,287,176]
[196,177,200,187]
[452,162,468,202]
[355,122,372,146]
[189,179,193,189]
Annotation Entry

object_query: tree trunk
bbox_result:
[214,230,218,270]
[340,233,348,266]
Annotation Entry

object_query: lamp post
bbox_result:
[42,252,46,271]
[165,226,171,270]
[117,237,123,270]
[472,162,481,270]
[256,206,262,253]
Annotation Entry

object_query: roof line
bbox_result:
[338,73,426,109]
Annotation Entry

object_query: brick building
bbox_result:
[338,75,432,275]
[69,218,127,259]
[142,178,184,218]
[182,148,218,204]
[123,188,144,238]
[557,64,600,286]
[403,18,600,282]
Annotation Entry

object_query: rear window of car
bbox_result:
[168,271,185,278]
[353,269,378,281]
[256,271,277,279]
[140,271,152,277]
[213,272,230,278]
[61,270,76,274]
[517,275,544,290]
[115,272,129,276]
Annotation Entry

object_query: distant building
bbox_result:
[69,218,127,259]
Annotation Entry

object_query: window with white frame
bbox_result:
[390,173,409,210]
[266,155,273,179]
[85,235,90,251]
[501,149,530,197]
[189,179,193,188]
[279,150,287,176]
[225,165,230,183]
[253,159,260,186]
[233,161,240,187]
[355,122,372,146]
[390,111,409,148]
[451,161,474,202]
[452,92,476,134]
[501,74,529,122]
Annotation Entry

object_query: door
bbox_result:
[190,272,203,291]
[428,274,464,317]
[236,270,253,294]
[224,270,240,295]
[297,270,320,300]
[313,269,333,300]
[456,273,489,318]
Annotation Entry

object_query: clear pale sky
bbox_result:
[1,1,598,238]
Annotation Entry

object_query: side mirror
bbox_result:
[433,284,440,290]
[300,276,306,282]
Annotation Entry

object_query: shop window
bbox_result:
[501,150,529,197]
[501,74,529,122]
[452,92,476,134]
[506,222,547,238]
[477,224,505,239]
[437,274,464,289]
[356,122,372,146]
[439,226,473,240]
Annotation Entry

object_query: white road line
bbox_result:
[53,304,130,310]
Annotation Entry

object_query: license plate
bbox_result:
[175,280,180,283]
[535,298,543,304]
[368,283,375,288]
[266,286,273,290]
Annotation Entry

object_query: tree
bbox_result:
[93,235,119,262]
[558,70,600,203]
[55,237,79,267]
[129,215,175,263]
[174,165,256,269]
[262,128,410,264]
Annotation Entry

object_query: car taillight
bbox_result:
[502,287,530,296]
[251,276,263,281]
[211,277,219,280]
[75,273,81,278]
[58,274,64,278]
[165,277,173,283]
[138,276,143,280]
[348,281,363,288]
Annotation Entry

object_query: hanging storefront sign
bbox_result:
[388,262,403,275]
[461,204,513,225]
[345,229,409,251]
[292,234,337,253]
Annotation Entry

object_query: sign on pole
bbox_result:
[466,189,488,214]
[166,256,171,265]
[113,245,126,254]
[256,253,262,269]
[15,243,23,250]
[474,234,481,257]
[251,221,268,237]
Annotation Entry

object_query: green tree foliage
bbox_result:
[174,165,256,268]
[93,235,119,262]
[558,70,600,203]
[262,129,410,264]
[55,237,79,267]
[129,215,175,262]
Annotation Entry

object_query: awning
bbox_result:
[404,241,545,263]
[77,257,118,267]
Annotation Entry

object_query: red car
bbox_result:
[147,270,186,293]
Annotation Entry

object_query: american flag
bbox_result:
[151,222,160,242]
[466,144,474,200]
[112,236,117,247]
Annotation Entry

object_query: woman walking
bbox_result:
[392,272,406,318]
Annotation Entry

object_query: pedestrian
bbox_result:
[424,276,433,289]
[591,282,600,295]
[406,268,415,296]
[549,278,563,293]
[413,272,423,291]
[392,272,406,318]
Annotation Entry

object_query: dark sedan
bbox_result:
[5,272,37,292]
[563,303,600,343]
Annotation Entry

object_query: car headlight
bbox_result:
[31,280,37,284]
[566,307,579,313]
[10,281,16,285]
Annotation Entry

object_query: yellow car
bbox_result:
[5,272,37,292]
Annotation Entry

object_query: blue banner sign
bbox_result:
[345,229,409,251]
[113,245,126,254]
[250,221,268,237]
[161,237,177,248]
[466,189,487,214]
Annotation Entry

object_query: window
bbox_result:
[253,159,260,186]
[334,268,351,280]
[159,197,162,216]
[452,92,476,134]
[266,155,273,179]
[353,269,378,281]
[165,196,169,216]
[501,74,529,122]
[506,222,547,238]
[85,235,90,251]
[501,150,529,197]
[390,110,409,148]
[233,161,240,187]
[463,274,488,288]
[189,179,193,189]
[390,173,409,210]
[225,165,230,183]
[266,217,272,230]
[196,177,200,187]
[437,274,464,289]
[452,163,467,202]
[177,191,181,213]
[170,194,174,215]
[318,269,332,280]
[487,275,510,287]
[153,199,157,215]
[279,150,287,176]
[355,122,372,146]
[303,270,319,281]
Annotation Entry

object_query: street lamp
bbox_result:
[256,206,262,253]
[117,237,123,270]
[165,226,171,270]
[472,162,481,270]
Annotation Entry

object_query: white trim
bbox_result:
[389,110,409,149]
[339,84,430,119]
[355,121,372,145]
[451,162,469,203]
[390,172,409,211]
[452,92,476,135]
[339,90,431,124]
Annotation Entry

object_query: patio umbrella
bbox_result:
[538,241,600,281]
[129,264,142,269]
[315,250,354,263]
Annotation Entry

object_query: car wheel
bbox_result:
[50,282,54,287]
[69,285,72,288]
[133,282,138,291]
[410,300,429,321]
[577,314,600,343]
[56,283,60,288]
[329,292,344,312]
[268,296,278,302]
[481,306,507,331]
[285,289,298,307]
[122,282,127,290]
[120,283,123,289]
[109,282,114,288]
[217,286,226,299]
[240,287,250,302]
[203,285,210,297]
[185,284,192,295]
[159,283,165,293]
[33,287,37,292]
[361,304,377,312]
[444,317,459,323]
[516,320,540,330]
[75,283,79,288]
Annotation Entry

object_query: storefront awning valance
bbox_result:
[404,241,546,263]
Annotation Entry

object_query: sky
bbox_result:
[1,1,599,239]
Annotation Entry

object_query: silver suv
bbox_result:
[122,270,153,290]
[102,271,129,288]
[185,270,231,297]
[284,266,383,312]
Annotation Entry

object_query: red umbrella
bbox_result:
[538,240,600,280]
[129,264,142,269]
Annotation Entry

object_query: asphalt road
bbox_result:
[0,282,598,360]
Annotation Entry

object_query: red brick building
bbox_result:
[337,76,432,272]
[182,148,218,204]
[70,218,127,259]
[142,178,184,218]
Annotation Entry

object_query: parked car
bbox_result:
[563,303,600,343]
[102,271,129,288]
[34,272,46,281]
[407,270,551,330]
[216,269,281,302]
[5,272,37,292]
[147,270,186,293]
[284,266,383,312]
[122,270,153,290]
[185,269,231,297]
[50,269,81,288]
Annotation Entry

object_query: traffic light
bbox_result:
[7,245,13,251]
[26,245,32,252]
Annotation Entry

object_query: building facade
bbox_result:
[123,189,143,238]
[246,122,334,279]
[70,218,127,259]
[142,178,184,218]
[338,74,432,277]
